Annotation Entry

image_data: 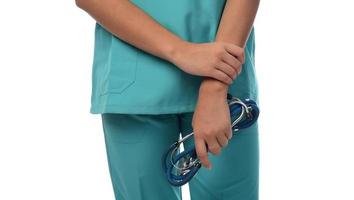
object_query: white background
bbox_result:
[1,0,353,199]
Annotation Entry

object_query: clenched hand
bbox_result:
[170,41,244,85]
[192,79,234,169]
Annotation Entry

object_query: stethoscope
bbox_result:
[161,93,260,186]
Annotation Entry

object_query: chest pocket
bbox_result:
[100,37,139,96]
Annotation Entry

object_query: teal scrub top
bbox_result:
[90,0,258,115]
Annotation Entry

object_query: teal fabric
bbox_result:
[90,0,258,114]
[101,112,259,200]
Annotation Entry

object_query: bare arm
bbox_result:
[75,0,181,61]
[76,0,243,85]
[193,0,260,169]
[201,0,261,93]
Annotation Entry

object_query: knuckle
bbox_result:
[234,60,241,68]
[210,148,221,155]
[198,152,207,157]
[211,57,220,65]
[193,128,201,140]
[194,132,203,139]
[216,47,226,58]
[225,124,232,132]
[227,130,233,138]
[198,154,208,160]
[232,60,240,68]
[204,130,214,138]
[209,145,217,151]
[231,70,237,78]
[237,66,242,73]
[196,147,206,155]
[216,60,224,67]
[223,76,229,83]
[238,68,243,75]
[241,51,246,62]
[216,51,224,59]
[204,131,211,137]
[209,145,220,153]
[240,48,245,55]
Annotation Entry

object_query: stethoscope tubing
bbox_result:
[161,93,260,186]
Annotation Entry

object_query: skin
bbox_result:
[76,0,260,169]
[75,0,243,85]
[193,0,260,169]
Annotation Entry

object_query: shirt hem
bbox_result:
[90,103,196,115]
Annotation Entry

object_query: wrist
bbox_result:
[164,39,190,65]
[199,78,228,99]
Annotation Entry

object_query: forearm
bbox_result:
[75,0,185,62]
[200,0,260,96]
[216,0,260,47]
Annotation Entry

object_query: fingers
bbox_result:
[210,43,243,83]
[216,133,229,148]
[215,62,237,80]
[195,136,212,169]
[205,136,221,156]
[194,126,233,170]
[226,126,233,140]
[209,68,233,85]
[224,43,245,64]
[221,51,242,76]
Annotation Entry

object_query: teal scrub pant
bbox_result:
[101,112,259,200]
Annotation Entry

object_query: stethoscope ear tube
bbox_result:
[162,93,260,186]
[229,98,259,131]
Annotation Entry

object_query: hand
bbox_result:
[170,41,245,85]
[191,79,233,169]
